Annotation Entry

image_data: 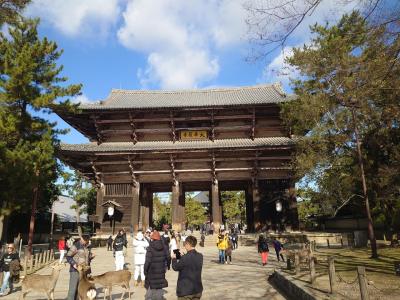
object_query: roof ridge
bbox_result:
[109,83,280,95]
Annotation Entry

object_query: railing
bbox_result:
[21,249,55,276]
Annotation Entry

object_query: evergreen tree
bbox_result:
[282,11,400,258]
[185,194,207,227]
[0,0,30,25]
[0,18,81,249]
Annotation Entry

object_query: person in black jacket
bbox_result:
[172,236,203,300]
[113,230,127,271]
[0,244,19,296]
[144,230,170,300]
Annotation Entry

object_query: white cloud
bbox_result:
[259,47,298,88]
[27,0,121,38]
[70,94,92,105]
[118,0,247,89]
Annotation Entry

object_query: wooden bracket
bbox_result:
[169,154,178,186]
[92,115,103,145]
[251,107,256,140]
[170,111,177,143]
[211,152,217,185]
[252,151,259,188]
[211,111,215,141]
[128,156,138,187]
[90,160,101,187]
[129,113,138,144]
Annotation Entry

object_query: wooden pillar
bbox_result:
[140,184,150,230]
[245,182,254,232]
[288,182,299,230]
[252,179,261,231]
[95,183,105,229]
[179,184,186,230]
[211,181,222,232]
[172,181,182,232]
[131,182,140,232]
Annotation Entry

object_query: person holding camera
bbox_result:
[172,236,203,300]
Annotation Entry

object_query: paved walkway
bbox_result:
[2,237,286,299]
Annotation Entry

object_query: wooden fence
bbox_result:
[21,249,55,276]
[288,244,372,300]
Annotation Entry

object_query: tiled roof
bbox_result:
[80,83,294,110]
[60,137,295,153]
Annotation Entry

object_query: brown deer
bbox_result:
[19,262,65,300]
[91,270,132,300]
[77,264,97,300]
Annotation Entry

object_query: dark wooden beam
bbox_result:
[95,114,255,124]
[76,156,292,166]
[82,166,291,176]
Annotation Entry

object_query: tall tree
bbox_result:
[185,193,207,227]
[221,191,246,224]
[0,18,81,248]
[282,11,400,258]
[0,0,30,25]
[153,194,171,230]
[245,0,399,58]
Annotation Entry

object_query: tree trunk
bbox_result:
[0,214,4,243]
[351,108,378,258]
[75,207,82,237]
[28,176,39,256]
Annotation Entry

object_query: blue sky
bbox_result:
[22,0,358,145]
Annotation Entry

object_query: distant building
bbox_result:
[193,191,210,211]
[53,195,88,233]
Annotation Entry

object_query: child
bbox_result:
[225,233,233,264]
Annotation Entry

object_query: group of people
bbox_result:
[257,235,285,266]
[215,231,237,264]
[59,229,204,300]
[131,229,203,300]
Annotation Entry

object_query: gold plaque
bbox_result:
[180,130,208,140]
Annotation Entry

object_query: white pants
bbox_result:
[134,264,145,281]
[59,250,66,263]
[115,251,124,271]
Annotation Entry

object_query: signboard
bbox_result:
[180,130,208,140]
[88,215,99,222]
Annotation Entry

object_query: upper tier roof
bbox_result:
[80,83,293,110]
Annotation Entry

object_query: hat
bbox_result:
[150,230,161,240]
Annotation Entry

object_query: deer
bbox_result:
[19,262,65,300]
[91,269,132,300]
[77,264,97,300]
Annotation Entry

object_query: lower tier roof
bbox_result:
[60,137,295,153]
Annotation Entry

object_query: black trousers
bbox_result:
[275,250,285,262]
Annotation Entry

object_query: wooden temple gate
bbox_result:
[57,84,299,233]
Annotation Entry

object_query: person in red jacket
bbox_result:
[58,236,67,263]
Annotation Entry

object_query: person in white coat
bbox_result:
[133,231,149,286]
[169,232,178,256]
